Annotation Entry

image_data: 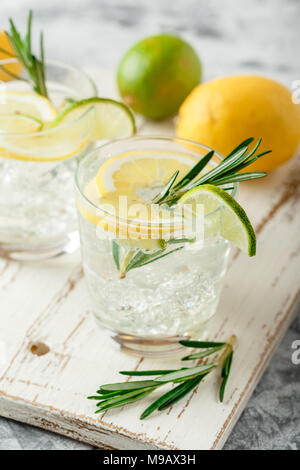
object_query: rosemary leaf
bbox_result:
[25,10,33,55]
[242,137,262,161]
[218,146,271,176]
[234,150,271,172]
[125,246,183,274]
[179,340,227,348]
[125,248,164,272]
[212,171,267,185]
[100,379,158,392]
[158,374,208,411]
[173,150,215,191]
[190,146,249,187]
[153,170,179,204]
[181,344,225,361]
[167,237,195,244]
[87,395,105,400]
[221,350,233,379]
[219,350,234,402]
[219,375,229,402]
[96,389,131,398]
[132,246,183,269]
[154,363,216,382]
[112,241,120,270]
[97,387,156,407]
[119,369,180,376]
[224,137,254,159]
[96,389,154,413]
[140,375,203,419]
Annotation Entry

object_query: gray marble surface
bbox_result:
[0,0,299,450]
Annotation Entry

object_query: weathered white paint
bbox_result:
[0,68,299,450]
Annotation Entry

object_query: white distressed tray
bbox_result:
[0,68,299,450]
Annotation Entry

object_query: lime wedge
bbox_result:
[178,184,256,256]
[52,97,136,139]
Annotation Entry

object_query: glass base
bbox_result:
[0,231,80,261]
[94,319,212,357]
[112,333,191,357]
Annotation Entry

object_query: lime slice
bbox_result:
[0,91,57,121]
[0,114,43,133]
[178,184,256,256]
[53,97,136,140]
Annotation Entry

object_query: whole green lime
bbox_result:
[117,34,202,120]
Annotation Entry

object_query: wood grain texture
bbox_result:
[0,68,299,450]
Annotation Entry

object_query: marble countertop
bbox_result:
[0,0,299,450]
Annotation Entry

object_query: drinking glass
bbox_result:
[0,59,97,260]
[75,137,237,355]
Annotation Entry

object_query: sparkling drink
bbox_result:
[0,59,96,259]
[75,137,236,355]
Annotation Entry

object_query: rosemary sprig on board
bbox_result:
[0,10,48,97]
[114,138,270,277]
[88,335,236,419]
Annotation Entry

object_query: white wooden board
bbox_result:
[0,68,299,450]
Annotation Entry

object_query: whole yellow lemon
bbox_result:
[176,75,300,172]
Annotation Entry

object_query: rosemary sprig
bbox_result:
[114,138,269,278]
[115,244,185,278]
[88,336,236,419]
[4,10,48,97]
[161,138,269,206]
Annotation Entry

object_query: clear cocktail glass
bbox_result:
[0,59,97,260]
[75,136,238,356]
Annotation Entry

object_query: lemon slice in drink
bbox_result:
[0,114,43,133]
[79,150,199,249]
[178,184,256,256]
[53,97,136,140]
[95,150,198,195]
[0,108,93,162]
[0,91,57,121]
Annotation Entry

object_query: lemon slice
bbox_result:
[0,114,43,133]
[178,184,256,255]
[0,91,90,161]
[78,150,199,248]
[96,150,198,195]
[0,91,57,121]
[53,97,136,140]
[0,107,93,162]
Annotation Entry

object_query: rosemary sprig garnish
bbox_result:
[88,335,236,419]
[114,138,270,278]
[2,10,48,97]
[160,137,269,206]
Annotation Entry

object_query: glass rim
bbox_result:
[75,135,239,226]
[0,58,97,137]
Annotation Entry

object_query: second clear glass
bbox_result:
[0,59,97,260]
